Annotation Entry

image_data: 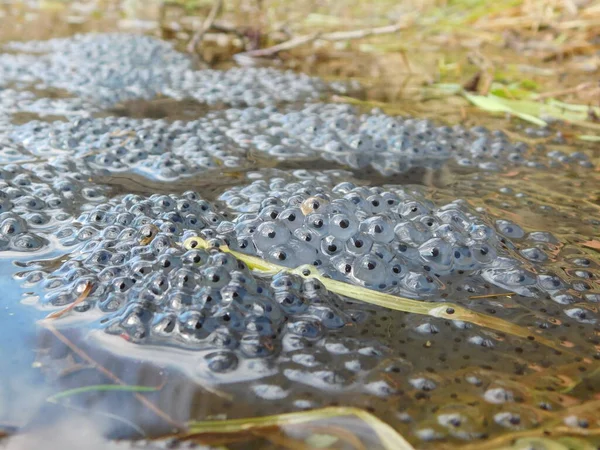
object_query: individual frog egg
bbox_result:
[300,196,329,216]
[278,207,304,231]
[304,213,329,236]
[452,246,478,270]
[10,233,47,251]
[481,267,537,295]
[293,227,321,249]
[329,212,358,240]
[0,214,27,236]
[398,200,431,220]
[468,223,496,242]
[360,216,395,243]
[385,257,407,288]
[371,243,394,263]
[495,220,525,239]
[394,221,431,247]
[330,253,356,278]
[266,241,316,267]
[401,272,440,295]
[253,220,292,252]
[470,242,497,265]
[320,235,345,258]
[345,233,374,256]
[351,254,387,288]
[418,238,453,273]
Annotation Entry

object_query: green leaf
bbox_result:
[548,99,600,115]
[520,79,540,91]
[464,93,548,126]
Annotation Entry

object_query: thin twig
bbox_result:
[186,0,223,54]
[235,21,406,59]
[320,22,405,40]
[237,32,321,58]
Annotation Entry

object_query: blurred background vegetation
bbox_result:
[2,0,598,139]
[167,0,600,141]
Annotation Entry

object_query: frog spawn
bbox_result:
[1,33,335,109]
[9,115,248,181]
[0,88,93,124]
[2,40,592,181]
[15,179,600,445]
[222,103,593,176]
[0,158,110,252]
[8,113,355,183]
[218,179,588,306]
[0,33,596,446]
[27,190,404,398]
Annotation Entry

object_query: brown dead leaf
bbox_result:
[583,240,600,251]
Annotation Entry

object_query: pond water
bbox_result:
[0,3,599,450]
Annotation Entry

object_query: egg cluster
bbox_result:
[29,172,598,333]
[25,182,598,440]
[2,31,599,447]
[10,115,247,181]
[0,158,109,252]
[0,88,93,122]
[1,34,592,179]
[223,103,594,175]
[1,33,334,108]
[7,105,594,184]
[218,178,596,312]
[26,191,398,390]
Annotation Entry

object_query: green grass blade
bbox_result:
[462,91,600,131]
[47,384,160,403]
[291,264,565,353]
[578,135,600,142]
[183,237,572,353]
[547,99,600,116]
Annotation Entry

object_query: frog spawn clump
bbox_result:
[0,33,593,182]
[0,88,93,123]
[20,185,600,442]
[6,102,593,183]
[1,33,333,108]
[218,179,595,310]
[8,115,364,182]
[222,103,593,175]
[10,116,245,181]
[0,158,110,252]
[29,191,397,395]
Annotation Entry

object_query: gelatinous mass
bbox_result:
[1,33,599,445]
